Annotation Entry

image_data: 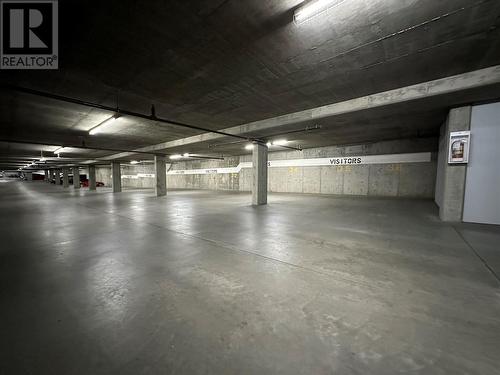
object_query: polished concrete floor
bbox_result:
[1,179,499,375]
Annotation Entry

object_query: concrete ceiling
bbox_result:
[1,0,500,169]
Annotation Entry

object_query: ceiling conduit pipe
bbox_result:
[1,84,261,143]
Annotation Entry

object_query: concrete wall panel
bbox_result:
[169,139,437,198]
[96,166,111,187]
[435,107,471,221]
[320,166,344,194]
[286,167,304,193]
[400,163,437,198]
[239,169,252,192]
[303,167,321,194]
[269,167,287,193]
[368,164,400,197]
[343,165,369,196]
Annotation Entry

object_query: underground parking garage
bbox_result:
[1,1,500,374]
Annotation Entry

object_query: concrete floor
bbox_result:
[1,180,499,375]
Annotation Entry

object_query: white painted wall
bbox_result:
[463,102,500,225]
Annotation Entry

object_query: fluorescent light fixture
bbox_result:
[169,154,182,160]
[130,160,139,165]
[183,153,190,158]
[89,116,118,136]
[53,146,64,154]
[272,139,288,146]
[266,142,272,147]
[294,0,345,25]
[245,144,255,150]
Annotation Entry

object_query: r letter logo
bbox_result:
[1,0,58,69]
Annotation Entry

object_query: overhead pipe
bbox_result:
[0,138,185,157]
[209,125,322,151]
[185,155,225,161]
[209,138,303,152]
[0,139,226,166]
[1,84,259,143]
[259,124,322,139]
[273,143,303,151]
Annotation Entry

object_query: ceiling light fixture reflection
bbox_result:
[169,154,182,160]
[53,146,64,154]
[183,153,190,158]
[294,0,345,25]
[245,144,254,151]
[89,115,119,136]
[272,139,288,146]
[130,160,139,165]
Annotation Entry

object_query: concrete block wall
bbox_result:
[169,138,438,198]
[168,156,240,191]
[96,166,112,187]
[95,164,156,189]
[122,164,155,189]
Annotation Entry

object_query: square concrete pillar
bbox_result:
[45,169,49,182]
[54,169,61,185]
[438,106,471,222]
[154,155,167,197]
[88,165,96,191]
[62,167,69,188]
[111,162,122,193]
[252,143,268,206]
[73,167,80,189]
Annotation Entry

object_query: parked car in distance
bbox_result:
[81,179,105,188]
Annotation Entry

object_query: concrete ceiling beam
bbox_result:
[100,65,500,160]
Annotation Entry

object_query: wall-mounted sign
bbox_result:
[121,173,155,179]
[449,131,470,164]
[167,152,432,176]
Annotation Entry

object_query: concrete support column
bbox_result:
[111,162,122,193]
[88,165,96,191]
[438,106,471,222]
[154,155,167,197]
[54,169,61,186]
[72,167,80,189]
[62,167,69,188]
[45,169,49,182]
[252,143,268,206]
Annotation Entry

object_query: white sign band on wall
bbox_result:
[168,165,247,176]
[121,173,156,179]
[167,152,432,176]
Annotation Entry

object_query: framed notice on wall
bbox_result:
[449,131,471,164]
